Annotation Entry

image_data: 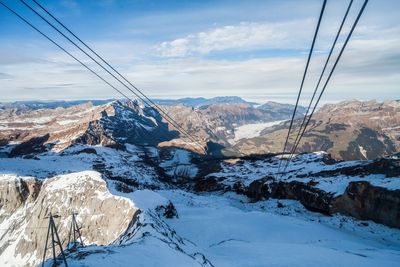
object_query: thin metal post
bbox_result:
[41,218,51,267]
[52,218,68,267]
[41,213,68,267]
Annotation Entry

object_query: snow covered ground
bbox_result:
[1,146,399,266]
[65,189,400,267]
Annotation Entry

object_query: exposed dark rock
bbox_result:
[194,177,225,192]
[332,182,400,228]
[277,201,284,208]
[0,177,42,226]
[322,123,348,134]
[157,201,179,219]
[241,178,400,227]
[74,121,116,147]
[271,181,334,215]
[341,128,396,160]
[299,134,334,153]
[114,182,134,193]
[244,177,273,202]
[242,177,334,214]
[74,148,98,155]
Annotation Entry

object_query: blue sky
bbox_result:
[0,0,399,104]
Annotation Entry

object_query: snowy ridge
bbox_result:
[0,143,399,266]
[208,152,400,195]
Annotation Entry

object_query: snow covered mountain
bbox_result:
[0,98,306,155]
[0,99,399,266]
[0,100,177,155]
[7,98,399,160]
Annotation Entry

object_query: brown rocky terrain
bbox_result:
[160,102,303,148]
[1,99,398,160]
[0,99,304,156]
[0,100,176,155]
[227,100,400,160]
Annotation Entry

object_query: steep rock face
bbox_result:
[244,178,334,215]
[241,179,400,228]
[0,171,139,267]
[0,175,41,221]
[332,182,400,228]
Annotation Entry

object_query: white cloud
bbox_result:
[156,20,313,57]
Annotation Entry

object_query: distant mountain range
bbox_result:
[0,98,398,160]
[0,96,257,111]
[0,99,113,111]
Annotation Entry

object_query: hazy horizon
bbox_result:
[0,94,398,107]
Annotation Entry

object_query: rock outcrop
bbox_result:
[0,171,139,267]
[332,182,400,228]
[245,179,334,215]
[0,175,41,222]
[238,179,400,228]
[194,154,400,228]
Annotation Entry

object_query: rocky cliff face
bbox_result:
[0,175,41,222]
[240,179,400,228]
[0,171,139,267]
[332,182,400,228]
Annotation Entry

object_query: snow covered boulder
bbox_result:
[0,171,140,267]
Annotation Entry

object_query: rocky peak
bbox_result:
[1,100,178,156]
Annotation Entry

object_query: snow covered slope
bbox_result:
[64,189,400,267]
[0,145,399,266]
